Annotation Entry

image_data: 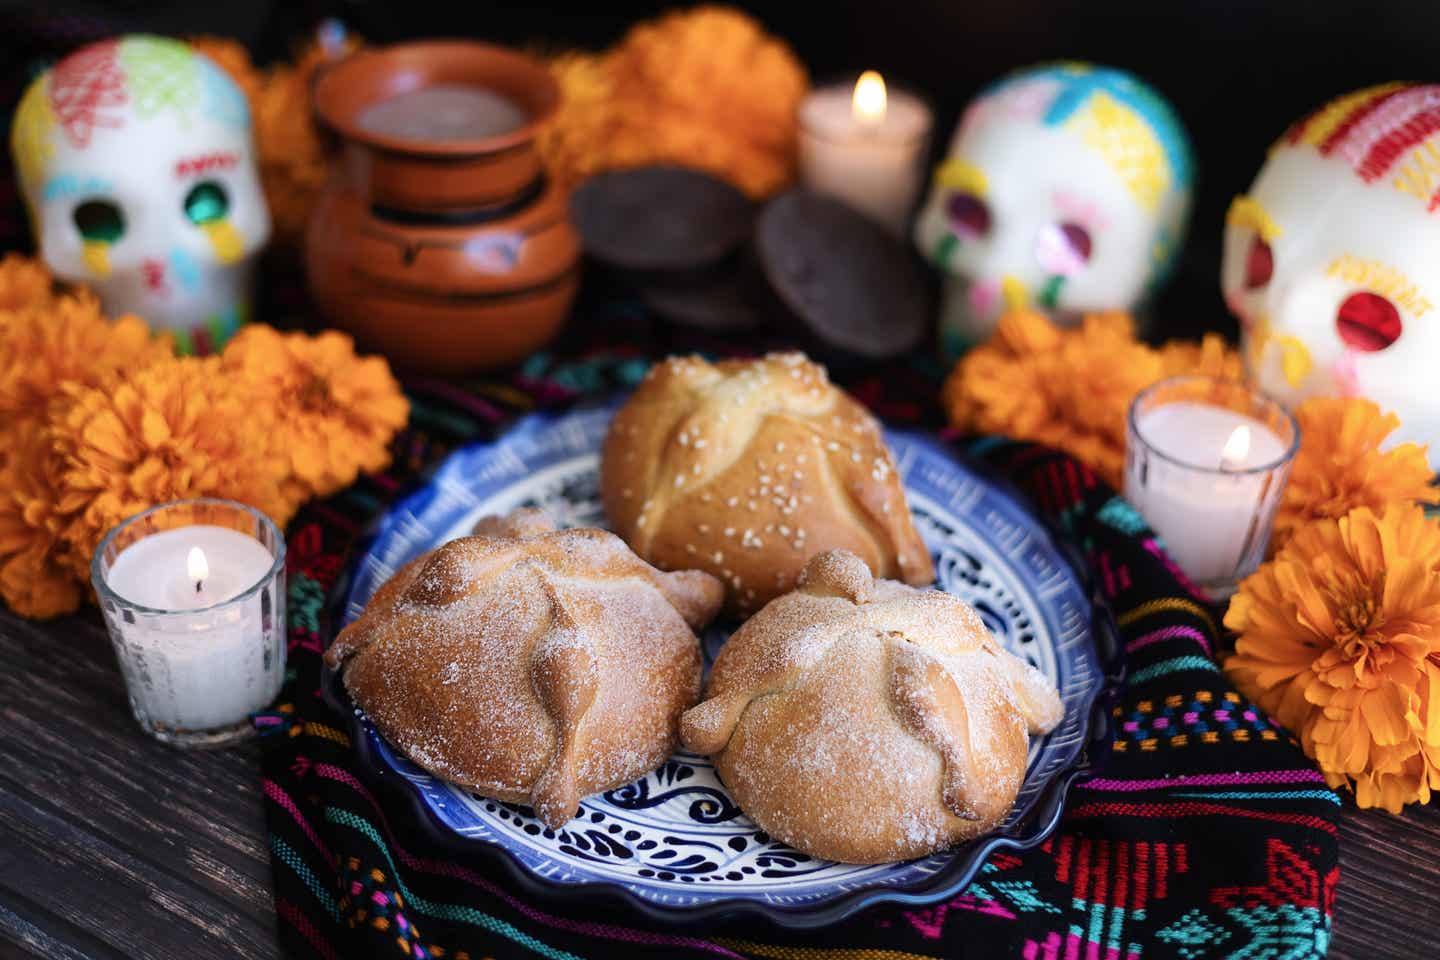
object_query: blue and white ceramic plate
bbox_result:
[327,402,1115,928]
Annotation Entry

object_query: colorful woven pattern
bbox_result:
[258,348,1339,960]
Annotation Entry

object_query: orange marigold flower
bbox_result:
[50,356,295,573]
[0,252,54,311]
[1225,503,1440,812]
[0,291,171,446]
[1273,397,1438,551]
[539,5,808,198]
[0,421,83,619]
[1158,331,1245,381]
[222,326,408,500]
[942,309,1159,487]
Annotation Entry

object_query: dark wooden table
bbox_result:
[1,607,1437,959]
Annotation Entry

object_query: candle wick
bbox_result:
[196,579,204,594]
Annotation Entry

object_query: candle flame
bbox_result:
[187,546,209,588]
[1221,425,1251,466]
[852,70,887,124]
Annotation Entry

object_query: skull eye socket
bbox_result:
[1035,221,1093,276]
[1336,291,1402,352]
[73,199,125,244]
[184,181,229,225]
[946,192,991,238]
[1244,236,1274,290]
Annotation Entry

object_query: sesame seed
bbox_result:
[827,441,839,452]
[674,475,686,487]
[686,544,696,554]
[694,439,707,449]
[851,451,862,463]
[692,463,701,475]
[724,527,735,537]
[713,551,724,563]
[622,487,633,498]
[797,454,807,464]
[678,432,689,446]
[775,442,785,452]
[698,524,710,534]
[747,500,758,510]
[779,525,791,536]
[727,497,739,507]
[759,475,771,485]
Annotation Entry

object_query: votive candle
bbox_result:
[1124,376,1300,599]
[92,499,287,748]
[797,71,933,233]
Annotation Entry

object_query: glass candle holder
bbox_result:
[1125,376,1300,600]
[91,499,287,748]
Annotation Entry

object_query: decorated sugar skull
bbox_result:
[915,63,1193,358]
[1223,84,1440,464]
[10,35,269,352]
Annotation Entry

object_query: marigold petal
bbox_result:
[1361,686,1415,747]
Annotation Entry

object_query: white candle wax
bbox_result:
[797,75,932,234]
[1126,402,1288,587]
[108,525,273,609]
[105,525,280,731]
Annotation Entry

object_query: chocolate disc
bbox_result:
[570,166,755,271]
[634,253,766,332]
[755,189,929,359]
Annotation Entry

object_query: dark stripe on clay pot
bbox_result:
[349,266,581,305]
[370,176,548,226]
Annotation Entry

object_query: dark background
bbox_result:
[1,0,1429,341]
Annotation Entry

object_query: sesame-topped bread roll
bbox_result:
[324,509,724,829]
[680,550,1064,864]
[601,352,934,616]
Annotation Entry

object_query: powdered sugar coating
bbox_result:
[325,510,723,828]
[681,549,1062,863]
